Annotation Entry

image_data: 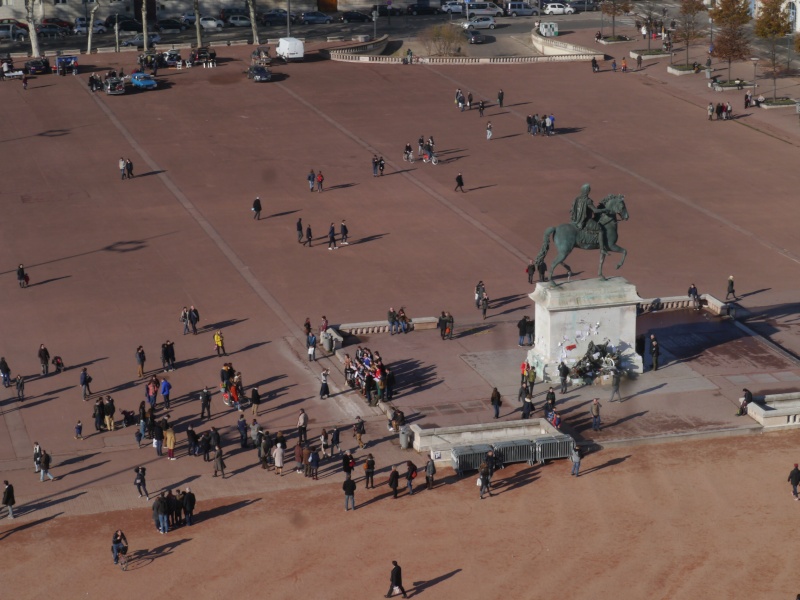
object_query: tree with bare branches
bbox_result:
[142,1,149,49]
[601,0,632,39]
[193,0,203,48]
[709,0,751,81]
[754,0,792,100]
[676,0,706,66]
[247,0,260,45]
[87,5,100,54]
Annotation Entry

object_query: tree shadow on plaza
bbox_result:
[410,568,463,596]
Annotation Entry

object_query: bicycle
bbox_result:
[118,545,129,571]
[402,151,415,163]
[422,153,438,165]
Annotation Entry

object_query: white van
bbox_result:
[277,37,304,61]
[464,2,504,18]
[505,2,539,16]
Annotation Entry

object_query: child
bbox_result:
[75,420,83,440]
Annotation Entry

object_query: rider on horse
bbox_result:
[570,184,609,251]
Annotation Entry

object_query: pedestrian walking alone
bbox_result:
[590,398,602,431]
[726,275,736,300]
[497,89,504,108]
[2,480,14,519]
[305,224,313,247]
[39,449,55,481]
[16,264,27,288]
[328,223,338,250]
[609,369,623,402]
[252,197,262,220]
[340,220,349,245]
[213,446,226,478]
[789,463,800,500]
[490,387,502,419]
[385,561,408,598]
[214,330,227,357]
[425,457,436,490]
[454,172,466,193]
[134,466,149,499]
[297,218,303,243]
[486,121,493,140]
[38,344,50,376]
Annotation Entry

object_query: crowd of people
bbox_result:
[343,347,395,406]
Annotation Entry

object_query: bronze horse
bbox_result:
[534,194,629,285]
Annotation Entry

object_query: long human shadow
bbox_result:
[199,317,249,333]
[69,357,109,371]
[61,459,110,478]
[151,474,201,497]
[0,512,63,539]
[198,497,261,522]
[622,383,667,402]
[495,133,522,140]
[349,233,389,246]
[230,340,270,355]
[453,323,496,339]
[136,170,166,178]
[410,568,463,595]
[328,183,358,190]
[27,275,71,287]
[385,168,416,176]
[491,293,527,309]
[55,452,101,468]
[580,454,631,476]
[265,209,301,219]
[126,538,192,570]
[466,184,497,192]
[16,492,86,516]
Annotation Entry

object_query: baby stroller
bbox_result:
[51,356,65,373]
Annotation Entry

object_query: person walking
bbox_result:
[0,357,10,387]
[80,367,92,400]
[199,386,212,420]
[486,121,493,141]
[651,340,660,371]
[788,463,800,500]
[478,100,485,117]
[610,370,623,402]
[33,442,42,473]
[134,466,149,499]
[308,446,320,479]
[307,332,317,361]
[2,480,15,519]
[389,465,400,498]
[125,158,134,179]
[305,224,313,247]
[183,487,196,525]
[213,446,226,478]
[726,275,736,300]
[39,449,55,481]
[454,172,466,193]
[479,462,492,499]
[405,461,417,495]
[558,362,570,393]
[330,427,341,456]
[328,223,338,250]
[425,457,436,490]
[570,443,581,477]
[252,197,262,220]
[119,157,127,180]
[296,217,304,244]
[497,89,504,108]
[343,474,356,511]
[636,54,642,70]
[135,346,146,378]
[307,169,315,192]
[364,453,375,488]
[353,416,366,449]
[481,292,489,320]
[15,374,24,401]
[316,171,324,193]
[490,388,502,419]
[37,344,50,376]
[340,220,349,245]
[385,561,408,599]
[378,156,385,176]
[372,155,379,177]
[590,398,602,431]
[187,305,199,335]
[214,330,227,357]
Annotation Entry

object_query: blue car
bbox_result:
[130,72,158,90]
[300,11,332,24]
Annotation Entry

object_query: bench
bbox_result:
[746,392,800,428]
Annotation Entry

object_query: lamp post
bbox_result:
[751,57,759,93]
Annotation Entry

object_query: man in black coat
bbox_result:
[517,316,528,347]
[252,196,262,220]
[788,464,800,500]
[343,474,356,511]
[385,560,408,598]
[2,480,14,519]
[388,465,400,499]
[454,172,465,193]
[183,487,197,525]
[558,362,570,394]
[188,305,200,335]
[200,386,211,420]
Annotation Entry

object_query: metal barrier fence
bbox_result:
[451,444,493,476]
[535,435,573,464]
[493,440,536,466]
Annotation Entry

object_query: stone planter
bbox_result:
[597,37,632,45]
[667,65,695,76]
[630,50,668,60]
[760,100,797,110]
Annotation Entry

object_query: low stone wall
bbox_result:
[747,393,800,428]
[336,317,439,335]
[530,29,603,61]
[322,34,390,59]
[629,50,669,61]
[637,293,727,316]
[410,419,562,454]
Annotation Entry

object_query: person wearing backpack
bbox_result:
[353,416,366,449]
[425,458,436,490]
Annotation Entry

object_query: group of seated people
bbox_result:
[388,408,406,433]
[344,347,393,406]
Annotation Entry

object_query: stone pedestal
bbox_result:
[526,277,643,381]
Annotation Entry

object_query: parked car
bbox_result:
[543,3,575,14]
[42,17,73,31]
[0,18,29,31]
[25,57,50,74]
[121,33,161,47]
[461,16,496,29]
[36,24,69,38]
[104,76,125,94]
[300,11,333,24]
[199,16,224,29]
[261,8,298,23]
[130,72,157,89]
[157,19,187,32]
[566,0,599,10]
[247,65,272,81]
[187,46,216,65]
[260,13,286,25]
[465,29,485,43]
[220,7,249,21]
[370,4,403,16]
[443,1,464,13]
[180,13,198,24]
[118,20,145,32]
[406,4,441,15]
[104,15,135,28]
[506,2,539,16]
[227,15,252,27]
[74,19,108,34]
[162,49,182,66]
[340,11,371,22]
[0,24,28,41]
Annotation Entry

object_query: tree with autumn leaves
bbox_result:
[754,0,792,100]
[676,0,706,66]
[709,0,751,81]
[602,0,632,39]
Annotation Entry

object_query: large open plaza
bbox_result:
[2,9,800,597]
